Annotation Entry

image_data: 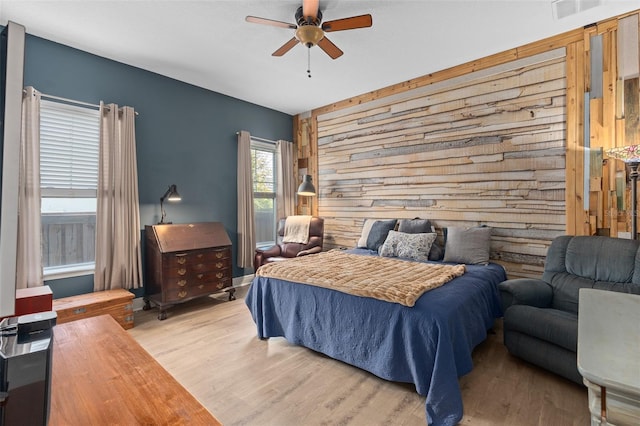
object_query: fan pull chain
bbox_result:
[307,47,312,78]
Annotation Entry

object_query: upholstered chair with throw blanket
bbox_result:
[254,216,324,270]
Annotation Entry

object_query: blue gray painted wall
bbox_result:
[21,32,293,299]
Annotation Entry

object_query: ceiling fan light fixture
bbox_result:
[296,5,322,26]
[295,25,324,47]
[247,3,372,61]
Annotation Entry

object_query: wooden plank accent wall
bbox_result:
[293,9,640,279]
[295,115,318,216]
[314,51,566,278]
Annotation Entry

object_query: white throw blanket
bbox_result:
[283,215,312,244]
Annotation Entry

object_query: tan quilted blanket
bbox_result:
[256,250,466,307]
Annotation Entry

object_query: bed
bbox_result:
[245,247,506,425]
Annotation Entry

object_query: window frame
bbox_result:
[39,99,100,280]
[251,139,278,248]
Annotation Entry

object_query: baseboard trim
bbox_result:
[132,297,146,312]
[233,274,255,288]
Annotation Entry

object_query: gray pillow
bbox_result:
[428,241,444,261]
[366,219,397,251]
[398,218,432,234]
[443,226,491,265]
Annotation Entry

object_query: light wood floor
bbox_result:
[129,286,590,426]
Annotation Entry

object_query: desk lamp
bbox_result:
[159,184,181,224]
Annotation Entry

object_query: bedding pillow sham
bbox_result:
[428,241,445,261]
[357,219,378,248]
[398,218,444,261]
[379,230,437,261]
[398,218,432,234]
[443,226,491,265]
[366,219,398,251]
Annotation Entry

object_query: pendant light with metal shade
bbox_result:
[297,174,316,196]
[297,174,316,215]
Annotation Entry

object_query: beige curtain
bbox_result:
[276,140,295,219]
[16,86,43,289]
[237,130,256,268]
[94,103,142,291]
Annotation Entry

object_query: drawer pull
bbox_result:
[73,307,86,315]
[216,262,224,269]
[216,283,223,289]
[177,268,186,276]
[197,253,204,259]
[177,279,187,287]
[198,285,204,289]
[176,257,186,265]
[215,252,224,259]
[197,274,204,279]
[178,290,187,298]
[196,263,204,269]
[216,272,223,279]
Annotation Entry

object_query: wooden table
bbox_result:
[50,314,222,425]
[577,289,640,425]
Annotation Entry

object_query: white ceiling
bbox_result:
[1,1,638,115]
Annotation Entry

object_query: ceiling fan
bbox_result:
[245,0,372,63]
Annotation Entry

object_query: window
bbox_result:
[251,139,277,247]
[40,100,100,278]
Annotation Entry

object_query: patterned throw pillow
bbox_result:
[379,230,437,261]
[397,218,444,261]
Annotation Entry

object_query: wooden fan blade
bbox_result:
[317,36,343,59]
[272,37,299,57]
[322,14,372,32]
[302,0,319,21]
[246,16,297,30]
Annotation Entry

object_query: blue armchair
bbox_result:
[499,235,640,383]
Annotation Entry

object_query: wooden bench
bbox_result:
[53,289,135,329]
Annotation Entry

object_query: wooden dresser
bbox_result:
[144,222,234,320]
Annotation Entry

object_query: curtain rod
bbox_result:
[236,132,276,144]
[24,89,139,116]
[41,92,99,109]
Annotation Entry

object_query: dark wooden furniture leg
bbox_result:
[227,287,236,301]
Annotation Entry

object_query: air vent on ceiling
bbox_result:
[552,0,602,20]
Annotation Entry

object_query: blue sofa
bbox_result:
[499,235,640,383]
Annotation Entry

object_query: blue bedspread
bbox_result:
[245,249,506,425]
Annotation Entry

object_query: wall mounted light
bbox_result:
[297,174,316,216]
[159,184,181,224]
[297,174,316,196]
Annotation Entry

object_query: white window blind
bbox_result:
[251,139,277,247]
[40,100,100,197]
